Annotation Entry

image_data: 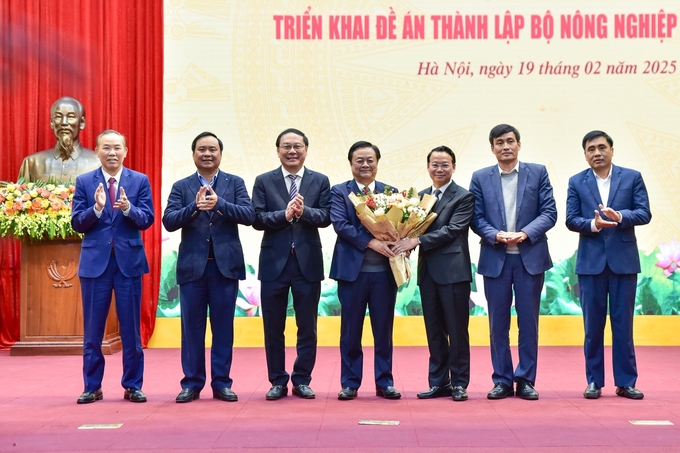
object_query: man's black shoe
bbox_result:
[615,386,644,400]
[265,385,287,400]
[583,383,601,399]
[124,388,147,403]
[176,388,199,403]
[487,382,514,399]
[292,384,315,399]
[452,386,468,401]
[338,387,358,400]
[77,389,103,404]
[417,384,453,399]
[516,379,539,400]
[376,386,401,399]
[213,387,238,402]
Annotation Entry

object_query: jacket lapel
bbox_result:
[189,172,203,195]
[585,169,602,205]
[273,167,290,202]
[112,168,130,221]
[436,184,455,215]
[489,166,506,225]
[607,165,621,207]
[298,168,312,196]
[93,169,113,218]
[516,163,528,215]
[349,180,361,197]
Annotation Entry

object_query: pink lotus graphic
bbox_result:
[656,238,680,277]
[237,274,261,316]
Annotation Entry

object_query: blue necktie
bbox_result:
[288,174,298,199]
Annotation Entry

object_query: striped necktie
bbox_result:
[288,174,298,199]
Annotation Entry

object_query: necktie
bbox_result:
[363,186,371,195]
[108,177,116,212]
[433,188,442,203]
[288,174,297,200]
[288,174,298,251]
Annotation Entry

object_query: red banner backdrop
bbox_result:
[0,0,163,347]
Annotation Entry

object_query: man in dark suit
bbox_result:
[566,130,651,400]
[252,128,331,400]
[469,124,557,400]
[329,141,400,401]
[72,129,154,404]
[392,146,475,402]
[162,131,255,403]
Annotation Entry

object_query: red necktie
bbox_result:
[108,177,116,212]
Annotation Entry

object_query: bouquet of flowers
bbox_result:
[349,186,438,286]
[0,180,79,240]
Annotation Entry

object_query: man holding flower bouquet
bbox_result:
[329,141,401,400]
[392,146,475,402]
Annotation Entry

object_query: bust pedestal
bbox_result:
[10,238,121,356]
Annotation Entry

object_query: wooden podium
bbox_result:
[10,238,121,356]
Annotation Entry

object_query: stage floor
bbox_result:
[1,346,679,452]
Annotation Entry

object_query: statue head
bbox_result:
[49,97,86,157]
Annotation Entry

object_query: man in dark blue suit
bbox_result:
[470,124,557,400]
[392,146,475,402]
[330,141,400,401]
[252,128,331,400]
[162,132,255,403]
[566,130,651,400]
[72,129,155,404]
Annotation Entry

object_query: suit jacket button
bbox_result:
[209,223,212,226]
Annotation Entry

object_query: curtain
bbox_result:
[0,0,163,347]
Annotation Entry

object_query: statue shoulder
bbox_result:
[25,148,56,159]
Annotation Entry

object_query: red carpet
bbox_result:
[1,346,679,452]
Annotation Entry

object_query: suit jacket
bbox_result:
[417,182,475,285]
[72,167,154,278]
[162,170,255,285]
[329,180,394,282]
[252,167,331,282]
[566,164,651,275]
[469,162,557,278]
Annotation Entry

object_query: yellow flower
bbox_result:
[46,184,56,191]
[6,184,15,192]
[6,194,14,202]
[29,190,39,198]
[13,190,21,197]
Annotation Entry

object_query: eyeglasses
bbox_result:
[278,143,306,151]
[429,164,452,170]
[196,146,219,153]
